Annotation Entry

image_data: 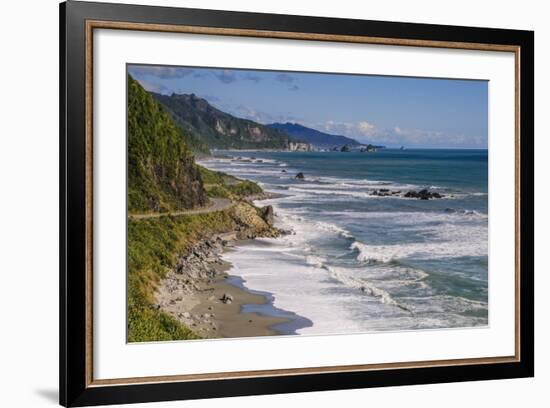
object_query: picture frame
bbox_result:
[60,1,534,406]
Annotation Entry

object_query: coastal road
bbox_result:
[128,198,233,220]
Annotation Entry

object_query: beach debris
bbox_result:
[295,172,305,180]
[221,293,234,304]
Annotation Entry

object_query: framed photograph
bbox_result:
[60,1,534,406]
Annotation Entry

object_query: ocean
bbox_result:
[200,149,489,335]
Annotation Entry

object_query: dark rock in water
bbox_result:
[259,205,274,226]
[295,172,305,180]
[340,145,351,152]
[281,169,287,173]
[221,293,233,304]
[404,189,444,200]
[370,189,394,197]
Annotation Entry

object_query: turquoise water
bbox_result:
[201,149,488,334]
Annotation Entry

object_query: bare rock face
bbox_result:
[233,202,269,231]
[259,205,274,226]
[231,202,280,239]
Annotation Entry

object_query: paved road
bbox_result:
[128,198,233,220]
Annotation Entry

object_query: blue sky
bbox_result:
[128,64,488,148]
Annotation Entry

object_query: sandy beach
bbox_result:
[155,232,311,339]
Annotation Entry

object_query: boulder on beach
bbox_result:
[295,172,305,180]
[221,293,233,304]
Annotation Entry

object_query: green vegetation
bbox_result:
[151,92,293,150]
[199,165,263,199]
[126,75,268,342]
[128,210,238,342]
[128,75,208,213]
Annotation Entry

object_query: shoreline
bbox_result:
[155,229,311,339]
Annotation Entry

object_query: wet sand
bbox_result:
[156,241,311,339]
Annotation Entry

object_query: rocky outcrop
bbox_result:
[232,202,279,238]
[370,188,401,197]
[259,205,274,226]
[295,172,305,180]
[369,188,445,199]
[404,189,444,200]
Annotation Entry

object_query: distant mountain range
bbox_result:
[150,92,298,151]
[267,122,360,148]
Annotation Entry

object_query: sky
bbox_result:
[128,64,488,149]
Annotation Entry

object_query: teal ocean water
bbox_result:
[201,149,488,334]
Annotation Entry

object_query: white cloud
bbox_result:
[311,120,484,148]
[358,121,376,135]
[129,65,194,79]
[321,120,376,139]
[223,104,300,125]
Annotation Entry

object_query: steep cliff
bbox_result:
[128,75,208,212]
[151,92,296,150]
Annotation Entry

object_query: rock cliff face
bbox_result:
[288,141,312,151]
[151,92,296,150]
[128,75,208,212]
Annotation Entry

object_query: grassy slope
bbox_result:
[199,165,263,199]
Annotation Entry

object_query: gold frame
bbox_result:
[84,20,521,388]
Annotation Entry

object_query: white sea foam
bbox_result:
[322,265,412,312]
[202,152,488,332]
[305,255,326,268]
[350,237,487,263]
